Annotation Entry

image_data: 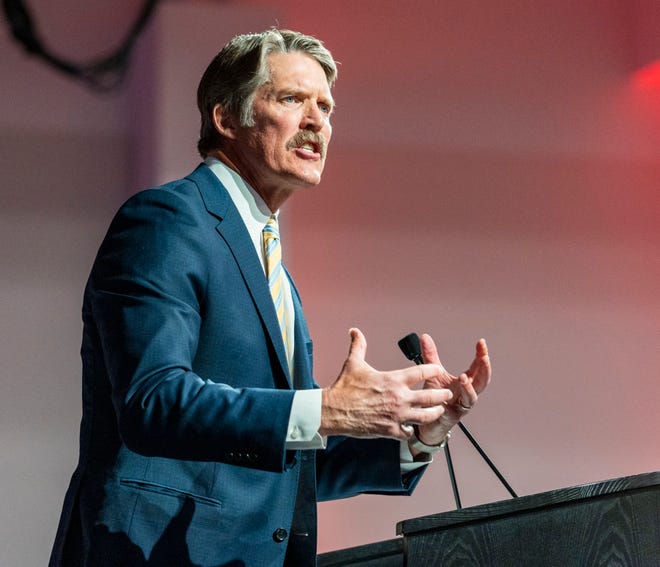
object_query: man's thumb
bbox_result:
[347,327,367,361]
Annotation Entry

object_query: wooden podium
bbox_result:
[317,471,660,566]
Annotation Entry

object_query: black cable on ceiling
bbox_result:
[2,0,160,92]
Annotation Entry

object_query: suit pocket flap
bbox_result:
[119,478,222,508]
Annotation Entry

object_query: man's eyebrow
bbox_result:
[272,86,335,105]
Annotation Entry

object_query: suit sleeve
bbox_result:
[315,436,427,501]
[87,186,295,472]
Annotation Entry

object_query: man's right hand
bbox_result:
[319,328,454,440]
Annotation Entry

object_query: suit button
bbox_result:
[273,528,288,543]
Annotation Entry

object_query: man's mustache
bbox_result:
[286,131,327,159]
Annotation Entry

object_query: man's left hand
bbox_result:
[411,335,491,448]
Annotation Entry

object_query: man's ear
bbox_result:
[212,104,238,140]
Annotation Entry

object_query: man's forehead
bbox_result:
[264,52,332,89]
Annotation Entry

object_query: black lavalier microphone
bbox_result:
[397,333,424,365]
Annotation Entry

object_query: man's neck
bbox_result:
[207,149,292,213]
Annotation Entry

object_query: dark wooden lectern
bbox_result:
[318,471,660,566]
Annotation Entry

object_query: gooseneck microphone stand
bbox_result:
[398,333,517,509]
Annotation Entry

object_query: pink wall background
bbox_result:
[1,1,658,564]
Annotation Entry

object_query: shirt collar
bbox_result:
[204,157,278,260]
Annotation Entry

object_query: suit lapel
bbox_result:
[186,165,293,388]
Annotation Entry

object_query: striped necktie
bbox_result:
[263,215,291,359]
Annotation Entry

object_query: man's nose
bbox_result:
[300,102,325,131]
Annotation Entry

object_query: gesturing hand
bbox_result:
[413,334,491,446]
[319,328,454,440]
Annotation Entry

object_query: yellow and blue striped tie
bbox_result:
[263,215,291,358]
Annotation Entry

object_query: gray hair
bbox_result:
[197,28,338,157]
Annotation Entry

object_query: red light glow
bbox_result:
[632,59,660,90]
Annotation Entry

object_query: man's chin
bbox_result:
[292,170,324,188]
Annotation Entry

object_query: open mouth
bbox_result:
[298,141,320,155]
[288,132,326,159]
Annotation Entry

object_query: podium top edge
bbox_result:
[397,470,660,536]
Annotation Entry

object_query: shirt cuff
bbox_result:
[285,389,327,450]
[400,439,433,474]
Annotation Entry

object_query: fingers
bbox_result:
[401,387,453,431]
[384,392,454,440]
[477,338,488,357]
[420,333,451,370]
[400,396,453,439]
[455,372,477,410]
[416,334,492,397]
[465,338,491,394]
[413,385,453,408]
[395,362,452,388]
[405,403,448,427]
[469,339,489,370]
[419,333,439,364]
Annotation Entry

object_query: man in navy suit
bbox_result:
[50,29,490,566]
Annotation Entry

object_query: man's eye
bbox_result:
[319,103,332,114]
[282,96,297,103]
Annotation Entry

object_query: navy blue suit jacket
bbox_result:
[50,165,425,567]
